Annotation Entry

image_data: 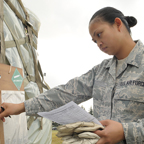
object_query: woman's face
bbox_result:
[89,18,122,56]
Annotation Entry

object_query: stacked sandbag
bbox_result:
[57,122,104,144]
[0,0,52,143]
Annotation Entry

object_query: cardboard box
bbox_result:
[0,63,24,144]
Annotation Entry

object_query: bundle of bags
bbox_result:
[56,122,104,144]
[0,0,52,143]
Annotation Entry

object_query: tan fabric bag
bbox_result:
[57,122,104,144]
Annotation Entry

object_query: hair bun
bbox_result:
[124,16,137,27]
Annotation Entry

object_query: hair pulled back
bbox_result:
[90,7,137,34]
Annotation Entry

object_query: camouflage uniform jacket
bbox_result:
[24,40,144,144]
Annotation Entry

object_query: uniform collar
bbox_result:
[126,40,143,67]
[105,40,144,69]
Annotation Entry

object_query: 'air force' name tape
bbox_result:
[120,80,144,87]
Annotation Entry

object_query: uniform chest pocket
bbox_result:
[114,86,144,120]
[114,85,144,103]
[93,80,107,101]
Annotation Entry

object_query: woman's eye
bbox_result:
[92,39,97,43]
[94,40,97,43]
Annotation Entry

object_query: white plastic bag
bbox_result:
[1,90,28,144]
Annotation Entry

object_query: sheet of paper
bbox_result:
[38,101,101,125]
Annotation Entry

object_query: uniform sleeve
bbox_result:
[122,119,144,144]
[24,66,98,116]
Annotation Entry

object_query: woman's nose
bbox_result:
[97,41,102,48]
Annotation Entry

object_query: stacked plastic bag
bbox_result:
[57,122,104,144]
[0,0,52,143]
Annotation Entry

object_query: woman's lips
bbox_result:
[101,47,108,52]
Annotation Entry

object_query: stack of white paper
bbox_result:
[38,101,101,125]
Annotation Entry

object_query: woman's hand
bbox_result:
[0,102,25,122]
[94,119,125,144]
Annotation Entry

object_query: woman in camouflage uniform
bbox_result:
[0,7,143,144]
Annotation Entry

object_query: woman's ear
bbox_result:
[114,17,122,31]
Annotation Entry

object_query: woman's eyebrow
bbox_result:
[93,31,96,37]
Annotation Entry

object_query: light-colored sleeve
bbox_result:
[24,66,98,116]
[122,119,144,144]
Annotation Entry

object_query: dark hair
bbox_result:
[90,7,137,34]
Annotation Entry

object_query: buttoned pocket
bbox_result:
[114,85,144,102]
[114,85,144,122]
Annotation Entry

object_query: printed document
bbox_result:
[38,101,101,125]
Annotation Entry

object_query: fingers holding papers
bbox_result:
[94,119,125,144]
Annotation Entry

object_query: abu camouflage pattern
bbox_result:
[25,40,144,144]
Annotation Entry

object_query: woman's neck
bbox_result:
[115,38,136,60]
